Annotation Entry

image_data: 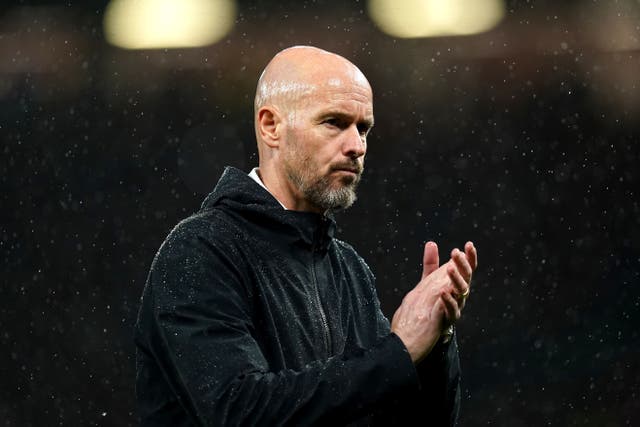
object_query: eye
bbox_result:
[357,123,371,136]
[323,118,340,127]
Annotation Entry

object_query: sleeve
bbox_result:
[414,334,461,426]
[369,283,461,426]
[370,334,462,426]
[138,222,422,426]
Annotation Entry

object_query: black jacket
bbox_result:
[135,167,461,426]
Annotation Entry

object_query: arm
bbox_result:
[136,221,422,426]
[413,332,461,425]
[377,241,476,426]
[370,334,460,426]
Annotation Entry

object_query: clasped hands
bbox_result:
[391,241,478,363]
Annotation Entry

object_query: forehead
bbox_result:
[303,79,373,116]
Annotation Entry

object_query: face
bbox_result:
[281,75,374,212]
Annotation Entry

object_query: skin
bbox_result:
[392,241,477,363]
[254,46,478,363]
[255,46,373,212]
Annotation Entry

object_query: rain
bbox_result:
[1,0,639,425]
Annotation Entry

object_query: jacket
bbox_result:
[135,166,461,426]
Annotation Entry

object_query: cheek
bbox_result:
[288,128,337,169]
[286,125,314,149]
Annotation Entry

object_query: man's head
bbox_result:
[254,46,374,213]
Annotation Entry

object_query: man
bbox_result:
[135,46,477,426]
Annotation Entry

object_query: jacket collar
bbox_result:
[200,166,336,250]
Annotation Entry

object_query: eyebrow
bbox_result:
[318,110,375,129]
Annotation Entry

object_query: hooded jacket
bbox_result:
[135,166,461,426]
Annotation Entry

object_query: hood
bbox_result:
[200,166,336,249]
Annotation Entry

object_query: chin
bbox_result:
[334,172,359,186]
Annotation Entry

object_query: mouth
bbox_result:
[334,169,359,175]
[332,164,362,175]
[331,166,362,186]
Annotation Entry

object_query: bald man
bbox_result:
[135,46,477,426]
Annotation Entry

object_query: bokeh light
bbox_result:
[103,0,236,49]
[368,0,505,38]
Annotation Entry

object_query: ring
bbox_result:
[459,288,470,299]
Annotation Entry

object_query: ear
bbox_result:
[257,106,284,148]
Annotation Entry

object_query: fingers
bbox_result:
[465,241,477,271]
[447,262,469,306]
[440,290,461,323]
[451,248,473,283]
[421,241,439,280]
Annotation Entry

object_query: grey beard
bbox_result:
[288,170,360,212]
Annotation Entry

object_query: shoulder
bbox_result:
[146,208,254,300]
[151,208,249,274]
[160,208,240,250]
[332,238,360,257]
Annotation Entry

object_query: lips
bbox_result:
[332,164,362,175]
[335,168,359,174]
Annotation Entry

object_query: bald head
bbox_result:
[254,46,371,117]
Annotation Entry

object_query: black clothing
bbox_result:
[135,167,461,426]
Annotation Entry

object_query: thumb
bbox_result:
[421,241,439,280]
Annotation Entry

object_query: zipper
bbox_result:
[311,243,332,358]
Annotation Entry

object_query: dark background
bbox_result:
[1,0,639,425]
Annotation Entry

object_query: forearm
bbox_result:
[415,333,461,425]
[370,333,461,426]
[153,329,420,426]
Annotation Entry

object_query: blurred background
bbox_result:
[1,0,639,425]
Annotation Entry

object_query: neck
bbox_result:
[257,164,324,213]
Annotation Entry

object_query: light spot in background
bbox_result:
[103,0,236,49]
[367,0,505,38]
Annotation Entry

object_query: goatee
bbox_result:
[287,163,363,212]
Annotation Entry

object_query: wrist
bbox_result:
[442,324,454,344]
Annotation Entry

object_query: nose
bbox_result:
[342,124,366,159]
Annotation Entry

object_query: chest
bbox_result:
[246,243,381,369]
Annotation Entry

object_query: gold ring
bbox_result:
[461,288,470,298]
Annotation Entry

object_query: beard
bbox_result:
[285,158,363,212]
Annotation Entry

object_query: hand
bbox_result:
[440,242,477,328]
[391,241,477,363]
